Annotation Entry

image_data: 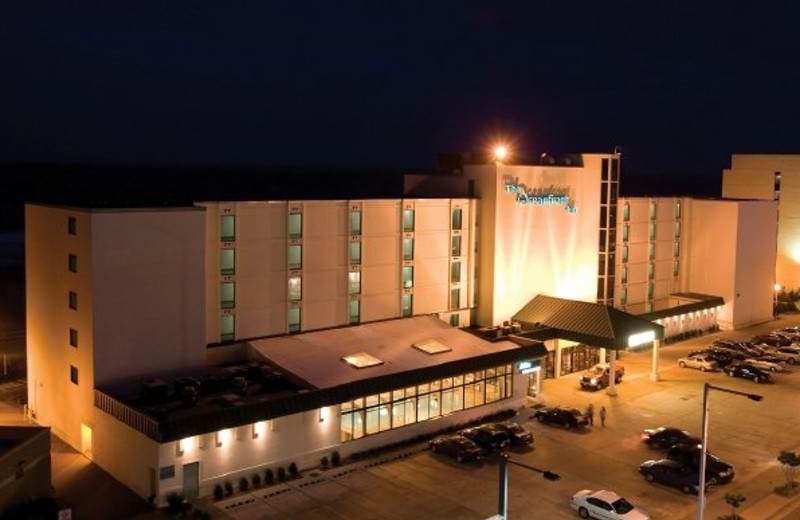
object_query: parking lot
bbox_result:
[199,315,800,520]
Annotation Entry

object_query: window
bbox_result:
[68,216,77,235]
[220,215,235,241]
[348,271,361,295]
[68,253,77,273]
[349,241,361,265]
[69,291,78,310]
[449,314,460,327]
[401,294,413,317]
[451,236,461,257]
[621,246,628,263]
[288,308,301,332]
[620,287,627,305]
[649,222,656,241]
[69,328,78,348]
[451,208,462,230]
[402,238,414,261]
[220,249,235,274]
[402,209,414,232]
[288,245,302,270]
[647,282,654,300]
[673,260,680,277]
[288,213,302,239]
[220,282,235,308]
[349,211,362,235]
[649,201,657,220]
[622,224,629,243]
[348,300,360,325]
[675,201,682,219]
[220,315,234,342]
[674,240,680,257]
[648,243,655,260]
[623,202,630,222]
[675,221,681,238]
[621,266,628,284]
[288,276,302,301]
[450,261,461,283]
[648,263,655,280]
[70,365,79,385]
[450,288,460,311]
[402,266,414,288]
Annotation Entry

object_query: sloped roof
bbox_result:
[512,295,664,349]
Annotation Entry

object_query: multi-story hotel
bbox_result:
[26,152,777,504]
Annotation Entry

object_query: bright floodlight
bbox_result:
[493,145,509,162]
[774,283,782,291]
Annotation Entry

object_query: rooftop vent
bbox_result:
[412,339,452,355]
[341,352,383,369]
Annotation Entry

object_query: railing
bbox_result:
[94,390,160,440]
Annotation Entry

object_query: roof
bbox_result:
[512,295,664,349]
[638,293,724,321]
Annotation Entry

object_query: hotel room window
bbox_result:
[70,365,79,385]
[288,245,302,270]
[348,272,361,295]
[449,314,460,327]
[68,253,77,273]
[220,315,234,341]
[621,266,628,284]
[69,291,78,310]
[349,211,362,235]
[349,241,361,265]
[220,249,235,274]
[649,222,656,241]
[403,238,414,260]
[403,209,415,232]
[69,328,78,348]
[288,213,302,239]
[673,260,680,277]
[401,294,413,317]
[220,282,235,308]
[450,288,460,311]
[623,202,630,222]
[621,246,628,263]
[674,240,680,257]
[675,201,682,219]
[68,216,77,235]
[674,221,681,238]
[348,300,360,325]
[649,201,657,220]
[451,236,462,257]
[622,225,629,243]
[620,287,627,306]
[648,264,655,280]
[451,261,461,283]
[288,276,302,301]
[220,215,235,241]
[451,208,462,230]
[288,308,301,332]
[402,266,414,288]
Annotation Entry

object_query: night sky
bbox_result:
[2,2,799,186]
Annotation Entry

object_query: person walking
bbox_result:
[585,404,594,426]
[599,406,607,428]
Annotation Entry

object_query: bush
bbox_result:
[331,451,341,466]
[239,476,249,492]
[265,468,274,485]
[277,466,287,481]
[166,492,184,514]
[288,462,299,477]
[252,473,262,488]
[213,484,224,501]
[224,481,233,496]
[321,455,329,469]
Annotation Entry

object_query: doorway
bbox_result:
[183,462,199,500]
[80,423,93,459]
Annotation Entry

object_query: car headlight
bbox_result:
[590,378,597,384]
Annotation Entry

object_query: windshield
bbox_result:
[586,366,605,374]
[612,498,634,514]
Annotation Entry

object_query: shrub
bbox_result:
[213,484,224,501]
[320,455,329,469]
[289,462,299,477]
[252,473,262,488]
[277,466,287,481]
[331,451,341,466]
[224,481,233,496]
[166,492,184,514]
[239,476,249,492]
[264,468,274,485]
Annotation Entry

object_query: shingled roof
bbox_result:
[511,295,664,349]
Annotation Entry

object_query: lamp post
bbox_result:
[697,383,762,520]
[498,453,560,518]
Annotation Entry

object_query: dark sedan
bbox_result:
[429,435,485,463]
[460,424,511,453]
[723,362,771,383]
[641,427,700,449]
[533,407,590,430]
[639,459,706,495]
[667,443,735,484]
[689,348,736,368]
[493,422,534,447]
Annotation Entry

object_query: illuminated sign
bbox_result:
[503,179,577,213]
[628,330,655,347]
[518,360,541,374]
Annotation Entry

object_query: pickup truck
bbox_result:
[579,363,625,390]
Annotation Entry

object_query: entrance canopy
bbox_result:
[511,295,664,350]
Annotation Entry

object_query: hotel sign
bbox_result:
[503,178,577,213]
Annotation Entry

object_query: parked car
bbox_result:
[579,363,625,390]
[667,443,735,484]
[493,422,534,447]
[570,489,651,520]
[690,348,736,367]
[677,354,718,372]
[638,459,707,495]
[460,424,511,453]
[751,334,793,348]
[772,346,800,365]
[712,340,764,358]
[429,434,485,463]
[744,357,786,373]
[641,427,700,449]
[723,362,771,383]
[534,407,590,430]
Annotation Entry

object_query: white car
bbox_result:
[772,347,800,365]
[570,489,650,520]
[677,354,718,372]
[744,357,787,373]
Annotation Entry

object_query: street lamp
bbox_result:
[498,453,560,519]
[697,383,763,520]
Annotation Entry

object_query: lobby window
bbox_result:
[349,241,361,265]
[70,365,79,385]
[402,209,415,232]
[401,294,413,317]
[674,221,681,238]
[220,282,235,309]
[69,291,78,310]
[220,315,234,342]
[68,253,77,273]
[451,236,462,257]
[288,245,302,270]
[623,202,630,222]
[68,216,77,235]
[403,238,414,261]
[69,328,78,348]
[220,215,235,241]
[449,314,460,327]
[288,276,302,301]
[451,208,462,230]
[349,211,362,235]
[348,300,360,325]
[348,271,361,295]
[288,308,301,333]
[450,288,460,311]
[288,213,302,239]
[220,249,235,275]
[402,266,414,288]
[450,261,461,283]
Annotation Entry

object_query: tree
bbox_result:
[718,492,746,520]
[778,451,800,494]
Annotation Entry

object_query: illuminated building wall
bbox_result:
[722,154,800,291]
